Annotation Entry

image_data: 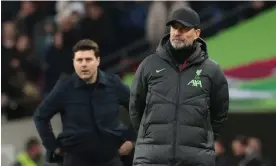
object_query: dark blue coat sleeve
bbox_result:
[114,75,137,142]
[33,79,65,152]
[115,75,130,111]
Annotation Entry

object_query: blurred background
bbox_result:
[1,1,276,166]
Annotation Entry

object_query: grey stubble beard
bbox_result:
[170,38,193,50]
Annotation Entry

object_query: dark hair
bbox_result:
[233,135,247,146]
[25,137,40,150]
[72,39,100,58]
[215,138,224,145]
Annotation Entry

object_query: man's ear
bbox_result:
[97,57,100,65]
[195,29,201,39]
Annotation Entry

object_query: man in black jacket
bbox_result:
[130,7,229,166]
[33,39,135,166]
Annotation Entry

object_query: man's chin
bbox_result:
[172,42,192,49]
[80,75,92,81]
[172,43,185,49]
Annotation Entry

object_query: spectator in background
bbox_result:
[15,1,42,36]
[118,2,148,47]
[13,34,41,100]
[239,137,271,166]
[33,17,56,61]
[2,21,17,106]
[55,3,83,49]
[79,2,116,57]
[14,34,40,83]
[14,137,43,166]
[146,1,167,50]
[146,1,190,50]
[2,21,17,50]
[215,139,231,166]
[231,135,247,166]
[2,33,40,120]
[43,31,73,96]
[2,29,24,120]
[55,1,85,18]
[55,1,85,26]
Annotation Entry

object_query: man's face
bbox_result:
[3,22,15,39]
[247,138,261,153]
[215,141,225,155]
[232,140,245,156]
[16,35,30,52]
[73,50,100,81]
[29,144,42,161]
[170,22,200,49]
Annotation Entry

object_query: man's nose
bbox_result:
[174,29,182,36]
[81,61,87,67]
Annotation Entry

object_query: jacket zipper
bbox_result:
[89,83,101,134]
[206,101,211,142]
[172,73,181,163]
[172,61,188,163]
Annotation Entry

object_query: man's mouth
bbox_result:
[81,70,89,73]
[172,38,182,42]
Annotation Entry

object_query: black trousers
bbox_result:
[62,153,123,166]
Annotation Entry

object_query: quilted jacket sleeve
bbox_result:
[210,64,229,140]
[129,57,149,132]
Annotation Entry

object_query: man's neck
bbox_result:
[86,71,98,84]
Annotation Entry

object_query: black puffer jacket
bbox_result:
[129,34,229,166]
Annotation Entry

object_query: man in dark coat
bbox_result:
[34,39,135,166]
[129,7,229,166]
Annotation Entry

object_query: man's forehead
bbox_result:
[75,50,96,58]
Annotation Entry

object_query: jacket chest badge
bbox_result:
[187,69,202,88]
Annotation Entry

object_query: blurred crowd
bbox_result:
[215,136,272,166]
[11,135,271,166]
[1,1,275,121]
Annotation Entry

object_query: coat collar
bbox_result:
[73,69,109,88]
